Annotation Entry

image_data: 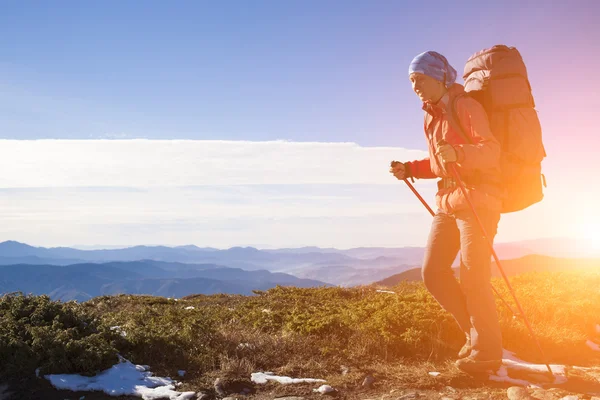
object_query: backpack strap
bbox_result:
[446,94,473,145]
[446,94,501,190]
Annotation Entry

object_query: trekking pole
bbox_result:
[446,162,554,377]
[403,177,435,216]
[394,163,518,316]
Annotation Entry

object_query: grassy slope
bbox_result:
[1,269,599,398]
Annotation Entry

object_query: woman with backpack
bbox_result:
[390,51,503,373]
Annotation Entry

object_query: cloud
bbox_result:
[0,139,440,247]
[0,139,428,188]
[0,184,438,248]
[0,139,564,248]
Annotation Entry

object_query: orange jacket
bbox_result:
[405,84,502,214]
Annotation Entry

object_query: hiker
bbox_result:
[390,51,503,373]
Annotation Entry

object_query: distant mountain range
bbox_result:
[0,241,422,287]
[0,237,594,300]
[0,260,329,302]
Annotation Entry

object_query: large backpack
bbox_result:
[450,45,547,213]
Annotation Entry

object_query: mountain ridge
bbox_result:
[0,260,330,302]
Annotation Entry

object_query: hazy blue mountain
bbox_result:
[0,256,86,266]
[287,264,415,286]
[0,237,589,289]
[0,260,329,301]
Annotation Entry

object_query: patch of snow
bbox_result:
[237,343,254,350]
[489,366,534,387]
[184,306,195,310]
[261,308,271,313]
[177,370,185,377]
[428,371,441,377]
[251,372,326,385]
[586,339,600,352]
[488,349,567,386]
[35,368,40,378]
[376,290,395,294]
[46,356,195,400]
[135,365,150,372]
[110,326,127,337]
[314,384,335,394]
[571,366,593,371]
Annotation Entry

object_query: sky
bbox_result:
[0,0,599,249]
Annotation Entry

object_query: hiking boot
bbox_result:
[458,337,472,359]
[455,356,502,374]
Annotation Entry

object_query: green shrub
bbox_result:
[0,293,118,380]
[2,270,598,383]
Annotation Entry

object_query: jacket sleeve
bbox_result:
[405,158,436,179]
[453,96,501,170]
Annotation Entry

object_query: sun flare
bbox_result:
[577,221,600,255]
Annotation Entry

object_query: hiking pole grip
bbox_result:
[447,162,554,377]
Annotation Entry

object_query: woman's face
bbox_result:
[409,72,445,103]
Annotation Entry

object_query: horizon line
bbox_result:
[0,236,582,252]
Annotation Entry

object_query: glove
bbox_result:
[436,140,458,164]
[389,161,413,181]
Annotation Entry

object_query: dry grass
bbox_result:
[3,270,600,399]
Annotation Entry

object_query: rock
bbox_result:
[274,397,306,400]
[196,392,211,400]
[362,375,375,388]
[439,387,459,398]
[508,386,533,400]
[397,392,420,399]
[314,384,338,396]
[529,388,562,400]
[213,377,255,396]
[214,377,226,397]
[340,365,350,375]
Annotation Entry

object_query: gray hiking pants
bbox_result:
[422,208,503,360]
